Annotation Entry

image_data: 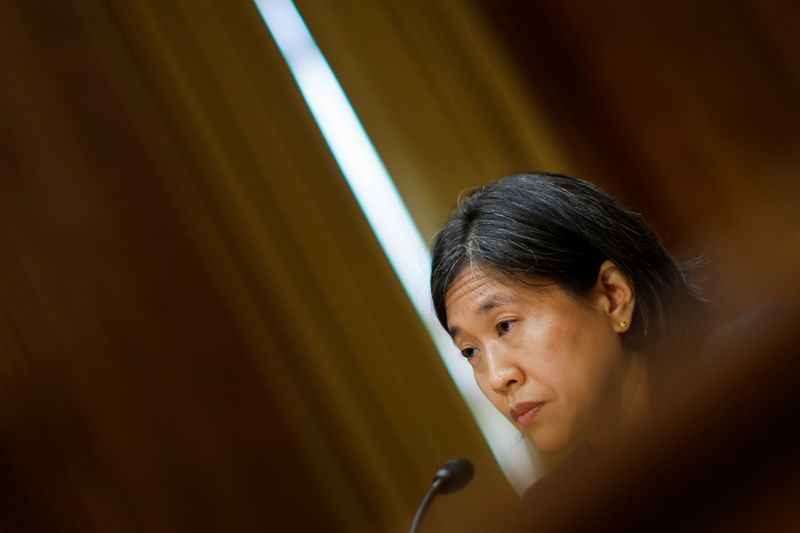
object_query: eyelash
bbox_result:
[460,320,516,359]
[497,320,515,335]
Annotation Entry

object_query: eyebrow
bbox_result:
[477,294,518,314]
[447,294,520,339]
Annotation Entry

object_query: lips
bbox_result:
[510,402,545,427]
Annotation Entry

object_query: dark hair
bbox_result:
[430,172,703,350]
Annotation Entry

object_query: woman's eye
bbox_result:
[497,320,515,335]
[460,347,477,359]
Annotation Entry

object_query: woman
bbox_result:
[430,172,703,458]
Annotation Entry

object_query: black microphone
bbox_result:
[410,458,474,533]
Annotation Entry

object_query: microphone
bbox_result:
[409,458,474,533]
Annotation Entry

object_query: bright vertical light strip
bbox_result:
[253,0,535,492]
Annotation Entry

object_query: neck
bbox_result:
[588,352,650,452]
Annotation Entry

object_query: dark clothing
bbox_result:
[521,442,597,504]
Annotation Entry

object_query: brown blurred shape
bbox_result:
[477,0,800,321]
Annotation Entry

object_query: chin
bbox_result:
[528,428,575,455]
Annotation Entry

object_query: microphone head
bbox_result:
[433,457,474,494]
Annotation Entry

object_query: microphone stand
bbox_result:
[409,478,444,533]
[410,458,473,533]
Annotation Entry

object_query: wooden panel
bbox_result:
[0,0,515,530]
[0,1,333,531]
[295,0,572,241]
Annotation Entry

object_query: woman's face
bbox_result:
[444,265,635,453]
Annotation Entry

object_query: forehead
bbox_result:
[444,267,512,310]
[443,267,536,328]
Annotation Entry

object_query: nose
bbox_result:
[484,342,523,393]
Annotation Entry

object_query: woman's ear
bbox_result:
[593,260,635,333]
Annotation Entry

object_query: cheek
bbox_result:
[519,317,579,384]
[561,323,623,408]
[534,312,620,402]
